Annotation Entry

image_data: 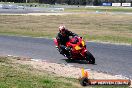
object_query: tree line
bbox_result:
[0,0,132,5]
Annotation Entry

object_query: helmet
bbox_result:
[59,25,66,32]
[59,25,66,36]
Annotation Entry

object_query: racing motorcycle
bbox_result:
[54,36,95,64]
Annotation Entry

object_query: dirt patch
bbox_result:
[1,55,131,87]
[4,56,131,87]
[13,56,129,79]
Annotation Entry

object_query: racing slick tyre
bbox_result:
[86,51,95,64]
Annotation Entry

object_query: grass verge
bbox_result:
[0,56,80,88]
[65,6,132,12]
[0,14,132,44]
[0,56,129,88]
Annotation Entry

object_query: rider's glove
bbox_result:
[65,47,71,51]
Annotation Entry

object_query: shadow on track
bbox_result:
[61,58,97,65]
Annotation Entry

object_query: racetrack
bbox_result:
[0,35,131,79]
[1,7,132,15]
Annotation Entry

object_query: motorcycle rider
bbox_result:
[56,25,78,59]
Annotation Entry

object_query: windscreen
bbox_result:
[70,37,79,44]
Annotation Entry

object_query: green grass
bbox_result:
[0,14,132,44]
[65,6,132,12]
[83,34,132,44]
[0,56,129,88]
[0,56,80,88]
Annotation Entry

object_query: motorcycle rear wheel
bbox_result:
[86,51,95,64]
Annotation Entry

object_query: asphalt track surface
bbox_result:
[0,35,132,79]
[1,7,132,15]
[0,7,65,14]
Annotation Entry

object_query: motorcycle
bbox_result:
[54,36,95,64]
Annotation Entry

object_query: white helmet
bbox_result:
[59,25,66,32]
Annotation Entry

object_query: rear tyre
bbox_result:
[86,51,95,64]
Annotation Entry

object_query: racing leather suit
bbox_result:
[56,29,78,58]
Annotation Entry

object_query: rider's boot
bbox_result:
[65,47,72,59]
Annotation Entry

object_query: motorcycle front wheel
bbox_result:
[86,51,95,64]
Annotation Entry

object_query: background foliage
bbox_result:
[0,0,132,5]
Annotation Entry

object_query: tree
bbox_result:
[93,0,101,6]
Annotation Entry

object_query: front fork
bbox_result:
[80,48,87,58]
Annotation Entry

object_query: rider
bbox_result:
[56,25,78,58]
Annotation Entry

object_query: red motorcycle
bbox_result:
[54,36,95,64]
